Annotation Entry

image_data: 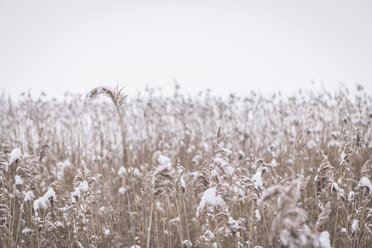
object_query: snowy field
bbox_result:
[0,86,371,247]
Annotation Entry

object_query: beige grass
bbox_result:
[0,85,371,247]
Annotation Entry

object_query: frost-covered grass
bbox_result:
[0,85,371,247]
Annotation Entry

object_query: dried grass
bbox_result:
[0,85,371,247]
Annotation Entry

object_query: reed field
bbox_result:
[0,85,371,248]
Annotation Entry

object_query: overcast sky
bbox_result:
[0,0,371,99]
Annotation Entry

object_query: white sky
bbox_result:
[0,0,371,99]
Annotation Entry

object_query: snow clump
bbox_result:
[196,187,226,218]
[358,177,372,193]
[9,148,22,166]
[15,175,23,185]
[33,188,56,216]
[318,231,331,248]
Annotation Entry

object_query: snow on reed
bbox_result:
[351,219,359,233]
[15,175,23,185]
[33,188,56,216]
[358,177,372,193]
[196,187,225,218]
[9,147,21,166]
[318,231,331,248]
[24,191,35,202]
[71,180,89,202]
